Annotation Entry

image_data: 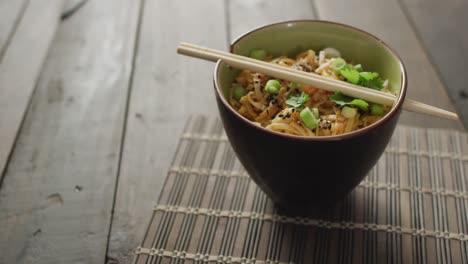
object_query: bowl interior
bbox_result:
[217,21,403,102]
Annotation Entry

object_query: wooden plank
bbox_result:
[62,0,88,19]
[106,1,227,263]
[398,0,468,129]
[228,0,316,41]
[314,0,462,130]
[0,0,63,182]
[0,0,28,60]
[0,0,140,263]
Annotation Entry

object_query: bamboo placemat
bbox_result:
[134,116,468,264]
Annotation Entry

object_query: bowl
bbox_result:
[213,20,407,209]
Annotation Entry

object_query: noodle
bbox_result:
[229,48,395,136]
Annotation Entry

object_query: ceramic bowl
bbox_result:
[213,20,407,208]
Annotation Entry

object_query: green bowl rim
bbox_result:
[214,19,408,141]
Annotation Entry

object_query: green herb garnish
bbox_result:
[330,91,369,112]
[340,64,360,84]
[233,85,247,101]
[354,64,363,72]
[341,106,358,118]
[290,81,302,89]
[285,92,310,108]
[339,64,385,90]
[249,49,267,61]
[300,107,318,129]
[312,107,320,118]
[370,103,384,116]
[265,80,280,94]
[331,58,346,73]
[359,71,384,90]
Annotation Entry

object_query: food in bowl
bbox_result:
[214,20,407,207]
[229,48,396,136]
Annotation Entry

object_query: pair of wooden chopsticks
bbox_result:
[177,42,458,120]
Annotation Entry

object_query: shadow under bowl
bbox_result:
[213,20,407,209]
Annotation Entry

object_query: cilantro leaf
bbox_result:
[359,72,384,90]
[339,65,360,84]
[285,92,310,108]
[330,92,369,112]
[359,71,379,80]
[338,63,385,90]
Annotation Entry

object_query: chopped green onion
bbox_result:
[300,107,317,129]
[290,81,302,89]
[359,71,379,80]
[341,106,357,118]
[233,85,247,101]
[322,47,341,58]
[370,104,384,116]
[349,99,369,112]
[340,65,360,84]
[249,49,267,60]
[265,79,280,94]
[312,108,319,118]
[354,64,363,72]
[331,58,346,73]
[338,65,384,90]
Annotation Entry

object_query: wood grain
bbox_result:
[0,0,28,60]
[0,0,140,263]
[0,0,63,183]
[314,0,462,129]
[61,0,88,19]
[106,1,227,263]
[398,0,467,129]
[228,0,316,41]
[0,0,464,263]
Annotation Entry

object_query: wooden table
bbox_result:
[0,0,466,263]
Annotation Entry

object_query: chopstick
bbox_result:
[177,42,459,121]
[180,43,398,103]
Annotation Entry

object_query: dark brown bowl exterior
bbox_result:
[213,20,407,209]
[215,90,402,208]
